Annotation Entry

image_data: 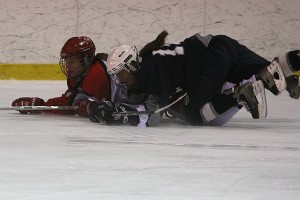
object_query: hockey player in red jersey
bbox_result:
[87,31,299,127]
[12,36,110,117]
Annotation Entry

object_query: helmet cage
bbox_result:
[123,59,139,75]
[59,54,93,80]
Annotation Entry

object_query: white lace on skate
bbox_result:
[267,59,287,94]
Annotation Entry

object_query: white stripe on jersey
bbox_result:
[152,46,184,56]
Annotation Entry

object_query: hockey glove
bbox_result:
[11,97,45,114]
[89,101,139,125]
[74,99,97,117]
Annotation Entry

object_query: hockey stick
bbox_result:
[112,92,187,116]
[0,106,79,111]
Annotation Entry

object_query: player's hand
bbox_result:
[11,97,45,114]
[74,99,96,117]
[88,101,118,123]
[89,101,140,125]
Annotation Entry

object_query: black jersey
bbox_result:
[132,43,186,107]
[131,33,270,121]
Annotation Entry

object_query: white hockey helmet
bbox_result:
[107,45,139,75]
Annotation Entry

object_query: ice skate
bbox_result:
[234,80,267,119]
[258,50,300,99]
[257,58,286,96]
[280,50,300,99]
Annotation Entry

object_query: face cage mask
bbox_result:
[59,55,92,81]
[110,60,140,88]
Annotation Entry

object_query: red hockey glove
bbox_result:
[74,99,98,117]
[11,97,45,114]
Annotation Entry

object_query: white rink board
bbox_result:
[1,0,300,64]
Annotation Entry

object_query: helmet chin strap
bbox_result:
[71,69,88,82]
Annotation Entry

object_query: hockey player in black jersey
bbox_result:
[88,31,300,126]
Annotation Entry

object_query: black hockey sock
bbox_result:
[185,93,239,126]
[210,93,239,114]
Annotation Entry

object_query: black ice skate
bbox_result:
[234,80,267,119]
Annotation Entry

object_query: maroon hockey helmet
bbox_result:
[59,36,96,80]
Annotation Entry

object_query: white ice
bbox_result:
[0,80,299,200]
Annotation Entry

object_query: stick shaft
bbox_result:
[112,92,187,116]
[0,106,79,111]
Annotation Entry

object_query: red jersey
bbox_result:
[45,60,110,114]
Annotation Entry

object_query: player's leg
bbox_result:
[167,80,267,126]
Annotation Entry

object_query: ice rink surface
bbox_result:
[0,80,299,200]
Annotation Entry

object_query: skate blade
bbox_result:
[252,80,267,118]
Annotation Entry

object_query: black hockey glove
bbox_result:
[88,101,140,125]
[165,90,188,121]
